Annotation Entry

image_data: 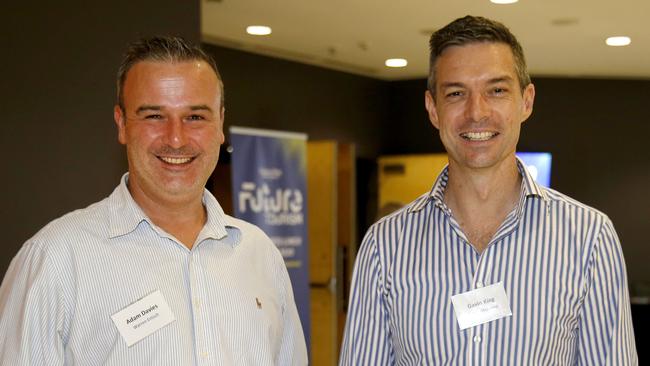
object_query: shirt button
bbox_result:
[474,335,481,343]
[194,298,202,309]
[200,352,208,358]
[476,282,484,288]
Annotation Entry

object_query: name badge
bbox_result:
[111,290,176,347]
[451,281,512,330]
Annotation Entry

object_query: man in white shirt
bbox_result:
[0,36,307,365]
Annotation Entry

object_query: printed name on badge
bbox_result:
[111,290,176,347]
[450,281,512,330]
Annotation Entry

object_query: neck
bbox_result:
[128,184,206,250]
[443,158,522,253]
[445,159,521,206]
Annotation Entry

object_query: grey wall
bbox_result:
[1,2,200,276]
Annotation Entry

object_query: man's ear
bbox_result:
[114,105,127,145]
[521,83,535,122]
[425,90,440,130]
[218,106,226,145]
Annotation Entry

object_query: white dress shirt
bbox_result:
[0,174,307,365]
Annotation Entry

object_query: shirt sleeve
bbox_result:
[0,241,69,365]
[276,258,308,366]
[576,218,639,365]
[339,225,394,365]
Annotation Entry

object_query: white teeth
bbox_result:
[462,131,496,141]
[160,157,192,164]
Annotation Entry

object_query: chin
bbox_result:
[157,178,202,195]
[469,155,515,169]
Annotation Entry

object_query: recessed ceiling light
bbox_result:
[385,58,408,68]
[606,36,631,47]
[490,0,518,4]
[246,25,272,36]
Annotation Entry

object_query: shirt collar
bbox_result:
[107,173,231,243]
[199,189,231,242]
[408,156,548,214]
[516,156,548,202]
[408,164,449,213]
[107,173,148,238]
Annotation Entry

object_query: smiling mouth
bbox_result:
[460,131,498,141]
[158,156,194,165]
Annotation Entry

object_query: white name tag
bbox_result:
[451,281,512,330]
[111,290,176,347]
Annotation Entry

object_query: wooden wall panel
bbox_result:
[378,153,448,209]
[310,287,337,366]
[307,141,337,285]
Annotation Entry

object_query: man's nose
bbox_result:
[164,117,187,148]
[465,93,490,122]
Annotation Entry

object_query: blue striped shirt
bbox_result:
[0,174,307,365]
[340,160,638,365]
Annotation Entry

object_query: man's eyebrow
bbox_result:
[189,105,214,113]
[488,76,515,84]
[439,82,465,90]
[134,105,215,114]
[439,76,515,90]
[135,105,162,114]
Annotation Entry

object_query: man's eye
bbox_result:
[145,114,163,120]
[187,115,205,121]
[446,91,463,98]
[493,87,507,94]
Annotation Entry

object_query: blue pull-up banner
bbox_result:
[229,126,311,349]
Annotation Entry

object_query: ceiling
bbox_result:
[201,0,650,80]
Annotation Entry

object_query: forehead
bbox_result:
[124,60,218,86]
[434,42,518,85]
[122,60,222,106]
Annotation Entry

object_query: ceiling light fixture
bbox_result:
[246,25,272,36]
[606,36,631,47]
[385,58,408,68]
[490,0,518,4]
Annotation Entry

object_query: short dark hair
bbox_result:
[116,36,224,110]
[427,15,530,96]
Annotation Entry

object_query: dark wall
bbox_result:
[202,44,391,159]
[385,77,650,285]
[202,44,392,238]
[2,7,648,289]
[0,2,200,277]
[200,45,650,286]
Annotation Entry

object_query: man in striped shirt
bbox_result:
[0,37,307,365]
[340,16,638,365]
